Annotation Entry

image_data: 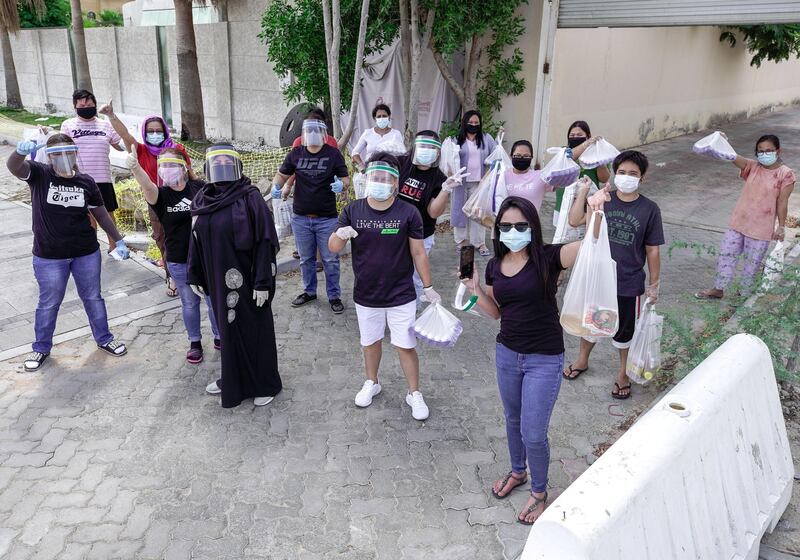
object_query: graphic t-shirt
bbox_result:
[397,157,445,238]
[730,160,796,241]
[603,192,665,296]
[60,117,121,183]
[279,145,349,217]
[503,169,553,211]
[137,142,191,184]
[150,180,203,263]
[485,244,565,355]
[338,198,424,308]
[25,162,104,259]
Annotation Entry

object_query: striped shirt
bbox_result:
[60,117,121,183]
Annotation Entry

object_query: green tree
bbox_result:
[18,0,70,28]
[720,24,800,68]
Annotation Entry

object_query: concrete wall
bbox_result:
[543,26,800,151]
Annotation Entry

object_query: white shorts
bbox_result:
[355,301,417,349]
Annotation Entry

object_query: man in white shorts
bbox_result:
[329,153,441,420]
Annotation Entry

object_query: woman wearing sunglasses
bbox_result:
[461,196,582,525]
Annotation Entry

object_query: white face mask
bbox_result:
[615,174,640,193]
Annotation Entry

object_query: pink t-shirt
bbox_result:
[730,160,796,241]
[60,117,121,183]
[503,169,553,211]
[465,140,482,182]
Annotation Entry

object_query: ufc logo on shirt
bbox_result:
[46,184,85,208]
[296,158,330,171]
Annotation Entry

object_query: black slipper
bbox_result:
[611,382,632,400]
[563,364,588,380]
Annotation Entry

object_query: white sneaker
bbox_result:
[354,380,381,407]
[253,396,274,407]
[405,391,429,420]
[205,381,221,395]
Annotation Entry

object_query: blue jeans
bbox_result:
[495,343,564,493]
[291,215,340,299]
[32,250,113,353]
[167,261,219,343]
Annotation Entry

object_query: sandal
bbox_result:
[563,364,588,380]
[478,245,491,257]
[611,382,631,400]
[694,289,723,300]
[492,471,527,499]
[166,278,178,297]
[518,491,548,525]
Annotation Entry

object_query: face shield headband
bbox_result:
[46,145,79,176]
[302,119,328,147]
[205,148,242,183]
[157,156,188,187]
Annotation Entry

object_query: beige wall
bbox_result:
[543,26,800,151]
[82,0,127,14]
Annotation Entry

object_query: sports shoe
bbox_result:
[354,380,381,407]
[405,391,429,420]
[205,380,222,395]
[291,292,317,308]
[253,396,274,407]
[23,352,49,372]
[330,299,345,314]
[186,346,204,364]
[98,340,127,356]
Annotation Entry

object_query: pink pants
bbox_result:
[714,229,770,292]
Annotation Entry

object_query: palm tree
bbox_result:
[69,0,92,91]
[173,0,205,140]
[0,0,44,108]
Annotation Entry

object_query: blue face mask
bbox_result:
[375,117,390,129]
[146,132,165,146]
[757,151,777,166]
[415,148,438,166]
[366,181,394,201]
[499,229,531,252]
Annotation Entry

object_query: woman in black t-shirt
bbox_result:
[127,147,219,365]
[462,196,582,525]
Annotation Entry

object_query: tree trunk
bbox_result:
[338,0,370,148]
[431,46,465,107]
[174,0,206,140]
[69,0,92,92]
[322,0,342,140]
[0,24,21,108]
[398,0,411,131]
[462,33,486,110]
[406,0,435,141]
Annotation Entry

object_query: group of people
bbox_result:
[9,90,795,525]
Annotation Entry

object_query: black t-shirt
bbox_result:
[397,157,445,238]
[338,198,424,308]
[486,244,565,355]
[279,145,349,217]
[603,192,665,296]
[149,180,203,264]
[26,161,104,259]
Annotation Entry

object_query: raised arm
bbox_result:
[126,150,159,205]
[99,100,136,152]
[6,142,36,179]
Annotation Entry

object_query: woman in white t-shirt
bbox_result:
[352,104,404,170]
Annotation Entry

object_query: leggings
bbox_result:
[714,228,770,292]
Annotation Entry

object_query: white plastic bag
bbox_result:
[375,137,407,156]
[541,147,581,188]
[553,177,598,244]
[23,127,52,164]
[484,142,512,169]
[578,138,620,169]
[272,197,294,240]
[626,299,663,385]
[440,137,460,177]
[413,302,463,347]
[352,172,367,199]
[462,150,509,228]
[692,131,737,161]
[761,241,785,292]
[560,211,619,337]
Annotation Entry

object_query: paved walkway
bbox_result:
[0,108,798,559]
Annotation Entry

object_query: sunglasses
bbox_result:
[498,222,531,233]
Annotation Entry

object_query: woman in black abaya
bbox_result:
[188,145,282,408]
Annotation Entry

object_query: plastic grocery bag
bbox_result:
[23,127,52,164]
[553,177,598,244]
[541,147,581,188]
[578,138,620,169]
[560,211,619,337]
[484,142,512,169]
[440,137,460,177]
[462,148,509,228]
[272,197,293,240]
[353,172,367,199]
[375,137,407,156]
[412,302,463,348]
[761,241,785,292]
[626,299,663,385]
[692,131,737,161]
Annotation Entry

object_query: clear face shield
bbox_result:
[412,137,441,167]
[364,161,399,201]
[302,119,328,148]
[205,148,242,183]
[46,144,78,177]
[157,156,188,188]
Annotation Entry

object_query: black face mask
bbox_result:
[465,124,480,135]
[76,106,97,119]
[511,156,532,171]
[567,136,586,149]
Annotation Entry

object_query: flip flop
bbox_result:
[491,471,527,500]
[612,382,632,400]
[694,290,723,300]
[563,364,588,380]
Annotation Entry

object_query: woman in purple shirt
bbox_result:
[461,196,582,525]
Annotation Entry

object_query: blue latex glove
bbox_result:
[114,239,130,260]
[330,175,343,194]
[16,140,42,156]
[270,183,282,199]
[565,147,574,159]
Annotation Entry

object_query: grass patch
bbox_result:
[0,106,68,128]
